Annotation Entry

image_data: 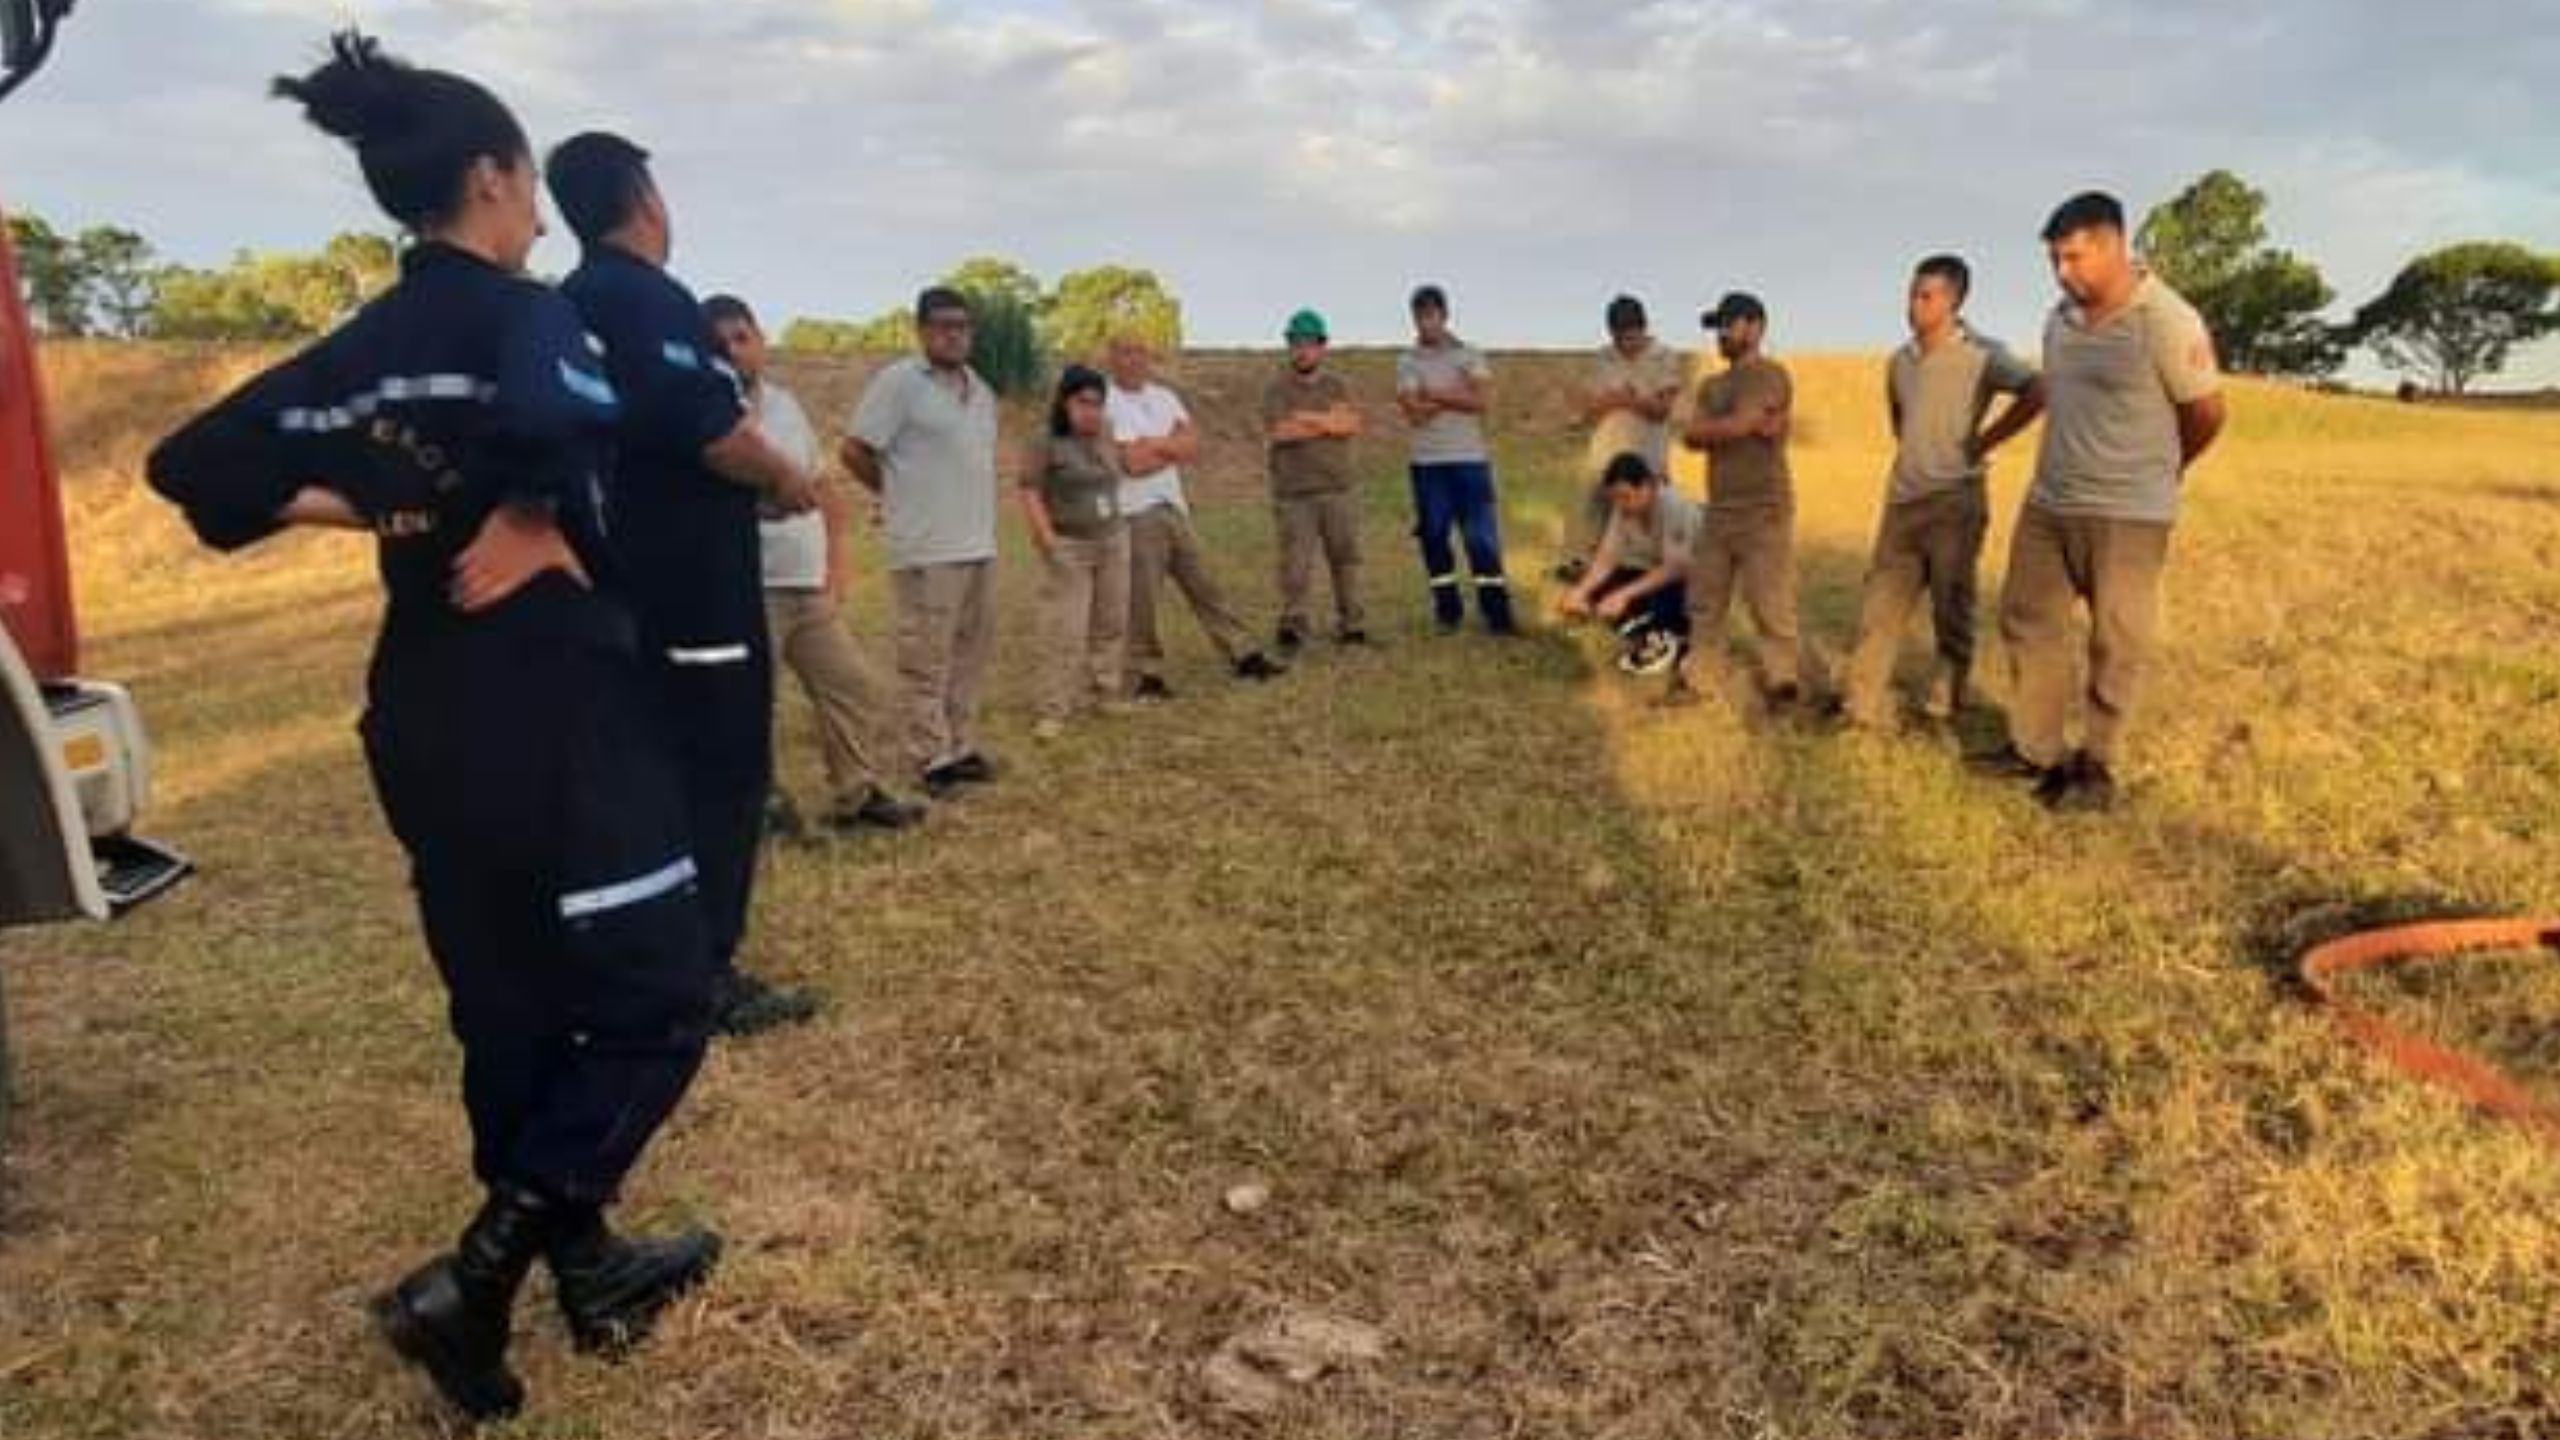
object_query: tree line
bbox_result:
[11,177,2554,394]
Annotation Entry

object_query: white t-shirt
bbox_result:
[754,381,828,591]
[1104,381,1193,516]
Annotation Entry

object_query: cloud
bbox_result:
[3,0,2553,381]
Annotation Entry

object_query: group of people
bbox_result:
[138,27,2225,1429]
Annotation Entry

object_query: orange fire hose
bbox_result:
[2297,918,2560,1144]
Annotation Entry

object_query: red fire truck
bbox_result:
[3,0,190,1141]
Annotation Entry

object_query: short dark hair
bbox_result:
[1409,283,1449,316]
[1605,294,1647,332]
[1601,451,1658,488]
[545,131,653,246]
[916,285,972,324]
[1913,254,1972,302]
[1049,363,1107,438]
[2041,191,2126,244]
[271,30,530,234]
[700,294,757,333]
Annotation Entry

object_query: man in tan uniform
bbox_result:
[1982,191,2225,812]
[1261,308,1368,651]
[1673,291,1800,708]
[1838,255,2046,730]
[1562,294,1686,582]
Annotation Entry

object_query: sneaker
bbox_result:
[1233,652,1287,681]
[819,785,925,834]
[1133,674,1175,702]
[945,752,998,786]
[1965,743,2052,782]
[1618,631,1679,677]
[2039,752,2119,814]
[711,969,820,1037]
[1338,628,1373,647]
[1275,625,1307,657]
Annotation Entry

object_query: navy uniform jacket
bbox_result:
[558,248,761,659]
[147,242,630,656]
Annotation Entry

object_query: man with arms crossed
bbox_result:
[1103,334,1287,696]
[1983,191,2225,812]
[1561,295,1685,582]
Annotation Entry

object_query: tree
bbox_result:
[148,262,305,340]
[1045,264,1183,361]
[2139,171,2343,377]
[942,256,1044,315]
[75,226,159,337]
[960,288,1047,399]
[8,212,90,335]
[2350,241,2560,394]
[323,232,399,307]
[781,310,912,353]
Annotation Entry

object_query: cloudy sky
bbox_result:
[8,0,2558,380]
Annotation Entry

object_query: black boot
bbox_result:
[546,1207,725,1356]
[370,1186,557,1423]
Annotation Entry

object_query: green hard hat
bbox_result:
[1283,308,1329,342]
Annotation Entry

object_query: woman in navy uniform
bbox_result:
[545,132,825,1036]
[148,34,721,1423]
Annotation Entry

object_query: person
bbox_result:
[550,133,823,1036]
[1673,291,1801,708]
[1260,308,1368,652]
[147,33,719,1422]
[1837,255,2046,729]
[1020,364,1132,738]
[1562,295,1685,582]
[841,287,1003,798]
[1559,451,1699,676]
[1982,191,2226,812]
[1102,334,1287,697]
[701,294,925,835]
[1396,285,1516,635]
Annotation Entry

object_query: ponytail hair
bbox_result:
[271,30,529,233]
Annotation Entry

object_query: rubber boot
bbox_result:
[546,1207,725,1356]
[370,1186,557,1423]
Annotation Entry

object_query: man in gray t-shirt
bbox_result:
[1839,254,2045,730]
[1983,192,2226,812]
[1396,284,1516,635]
[841,285,1004,797]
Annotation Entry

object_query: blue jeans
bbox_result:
[1408,460,1513,631]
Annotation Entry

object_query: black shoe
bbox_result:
[546,1209,724,1357]
[820,785,925,834]
[945,752,997,785]
[1764,682,1804,711]
[1274,625,1306,657]
[1965,743,2051,782]
[2039,752,2120,814]
[1233,652,1287,681]
[370,1186,557,1423]
[763,792,806,842]
[1133,674,1176,702]
[711,969,820,1036]
[1338,628,1373,647]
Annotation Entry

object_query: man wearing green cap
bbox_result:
[1260,309,1368,651]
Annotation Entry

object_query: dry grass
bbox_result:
[5,339,2560,1439]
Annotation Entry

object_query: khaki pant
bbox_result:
[1841,486,1991,725]
[1691,503,1800,689]
[1036,528,1131,721]
[764,588,887,807]
[1127,504,1254,678]
[891,559,996,775]
[1275,489,1365,635]
[1996,503,2172,767]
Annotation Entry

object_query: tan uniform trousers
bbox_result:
[891,559,997,774]
[1996,502,2172,767]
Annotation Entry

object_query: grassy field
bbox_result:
[5,339,2560,1439]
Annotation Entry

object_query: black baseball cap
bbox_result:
[1699,292,1767,329]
